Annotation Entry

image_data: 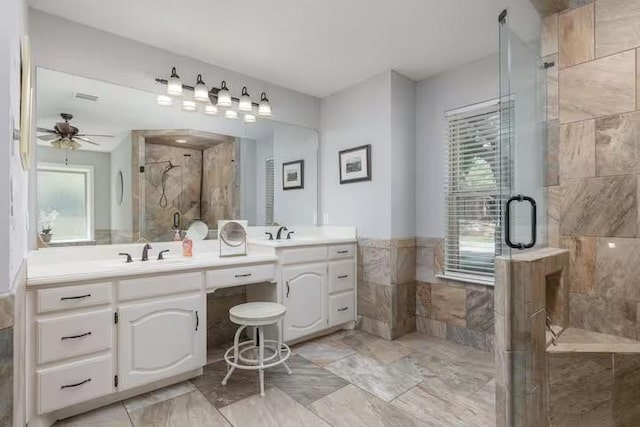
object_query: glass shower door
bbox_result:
[498,9,547,257]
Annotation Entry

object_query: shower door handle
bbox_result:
[505,194,537,250]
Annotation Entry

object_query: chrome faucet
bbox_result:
[141,243,152,261]
[276,226,288,240]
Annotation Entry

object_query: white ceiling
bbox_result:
[28,0,502,97]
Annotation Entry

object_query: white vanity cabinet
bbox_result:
[117,293,205,390]
[282,263,327,341]
[278,243,357,342]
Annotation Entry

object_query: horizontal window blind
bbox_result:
[265,158,275,225]
[444,99,512,280]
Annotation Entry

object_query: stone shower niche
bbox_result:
[544,271,566,346]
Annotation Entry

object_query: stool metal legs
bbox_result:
[258,326,265,397]
[221,324,246,386]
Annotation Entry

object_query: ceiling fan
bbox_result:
[37,113,114,150]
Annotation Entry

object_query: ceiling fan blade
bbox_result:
[38,134,60,141]
[37,127,57,134]
[75,136,100,146]
[76,134,115,138]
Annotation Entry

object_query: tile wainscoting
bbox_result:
[415,238,495,353]
[544,0,640,340]
[357,238,416,340]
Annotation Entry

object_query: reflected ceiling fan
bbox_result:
[37,113,114,150]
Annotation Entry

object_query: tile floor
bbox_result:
[54,330,496,427]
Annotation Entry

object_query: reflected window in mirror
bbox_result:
[37,163,94,243]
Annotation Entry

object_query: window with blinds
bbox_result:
[444,99,511,282]
[265,158,275,225]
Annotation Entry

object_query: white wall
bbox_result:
[37,146,111,231]
[273,126,318,226]
[415,54,499,239]
[0,0,28,293]
[110,135,132,237]
[28,10,320,131]
[390,72,416,239]
[320,71,392,239]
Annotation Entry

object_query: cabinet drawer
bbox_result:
[118,272,203,301]
[329,292,355,326]
[206,264,275,290]
[329,260,355,293]
[37,354,113,414]
[279,246,327,265]
[329,244,356,260]
[37,309,113,365]
[36,283,112,314]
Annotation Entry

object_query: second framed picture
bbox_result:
[339,144,371,184]
[282,160,304,190]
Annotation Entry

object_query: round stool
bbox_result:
[221,302,292,397]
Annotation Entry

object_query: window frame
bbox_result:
[443,98,508,285]
[37,162,95,243]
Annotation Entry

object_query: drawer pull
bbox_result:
[337,306,349,312]
[234,273,252,278]
[61,332,92,340]
[60,378,91,389]
[60,294,91,301]
[337,250,349,254]
[337,274,349,279]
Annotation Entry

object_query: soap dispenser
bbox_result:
[173,229,181,241]
[182,233,193,257]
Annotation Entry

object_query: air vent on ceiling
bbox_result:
[73,92,99,102]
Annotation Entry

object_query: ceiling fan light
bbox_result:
[238,87,253,112]
[243,113,256,124]
[217,81,232,107]
[167,67,183,96]
[224,109,238,120]
[205,104,218,115]
[258,92,272,117]
[193,74,209,102]
[157,95,173,106]
[181,100,197,112]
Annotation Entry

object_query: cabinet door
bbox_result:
[118,294,205,390]
[282,263,327,341]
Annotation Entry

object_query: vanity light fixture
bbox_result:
[157,95,173,106]
[175,139,187,143]
[181,100,197,112]
[193,74,209,102]
[243,113,256,124]
[258,92,272,117]
[205,104,219,115]
[238,87,253,112]
[217,81,233,107]
[167,67,183,96]
[224,109,238,120]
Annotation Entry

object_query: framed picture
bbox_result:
[282,160,304,190]
[339,144,371,184]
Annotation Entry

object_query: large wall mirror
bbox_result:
[34,68,319,246]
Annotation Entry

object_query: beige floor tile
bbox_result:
[310,384,423,427]
[128,390,229,427]
[54,403,132,427]
[219,387,329,427]
[124,381,196,413]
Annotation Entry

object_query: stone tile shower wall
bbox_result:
[357,238,416,340]
[543,0,640,340]
[415,238,495,352]
[0,294,13,426]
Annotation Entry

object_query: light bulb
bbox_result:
[243,113,256,124]
[167,67,183,96]
[181,100,197,112]
[157,95,173,106]
[217,81,232,107]
[224,109,238,120]
[193,74,209,102]
[238,87,253,112]
[205,104,218,115]
[258,92,272,117]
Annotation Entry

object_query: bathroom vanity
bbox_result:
[25,229,356,426]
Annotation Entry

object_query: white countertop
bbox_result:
[27,252,278,287]
[248,237,356,248]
